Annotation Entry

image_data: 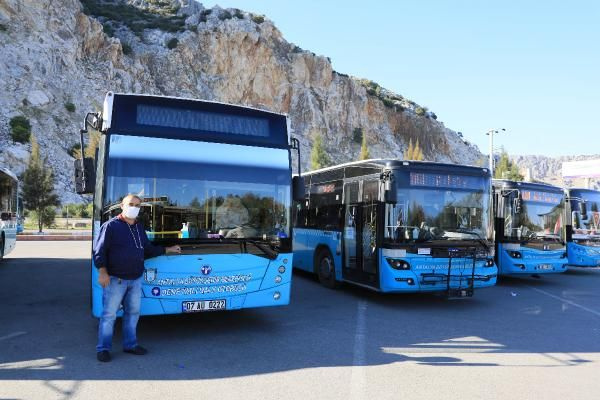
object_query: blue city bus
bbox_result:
[74,92,303,317]
[565,188,600,267]
[492,179,568,275]
[293,160,497,297]
[0,167,18,260]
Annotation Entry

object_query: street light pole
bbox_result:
[485,128,506,178]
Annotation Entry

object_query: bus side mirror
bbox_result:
[383,175,397,204]
[580,202,588,220]
[74,157,96,194]
[513,197,522,213]
[292,176,305,202]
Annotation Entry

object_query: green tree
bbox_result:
[310,133,331,170]
[494,149,524,181]
[33,207,57,229]
[21,136,61,232]
[359,133,370,160]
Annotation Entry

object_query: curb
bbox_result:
[17,235,92,241]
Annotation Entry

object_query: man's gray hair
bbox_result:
[121,194,142,205]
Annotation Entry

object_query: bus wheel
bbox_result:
[0,235,4,260]
[316,249,338,289]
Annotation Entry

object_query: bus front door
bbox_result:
[342,202,380,289]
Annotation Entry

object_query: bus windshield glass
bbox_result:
[103,135,291,245]
[572,191,600,243]
[385,171,490,243]
[505,189,564,242]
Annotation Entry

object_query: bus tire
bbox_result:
[315,248,339,289]
[0,234,4,261]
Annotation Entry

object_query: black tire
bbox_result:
[0,235,4,261]
[315,248,339,289]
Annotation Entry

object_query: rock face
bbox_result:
[512,154,600,189]
[0,0,483,203]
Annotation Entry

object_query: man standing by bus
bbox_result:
[93,194,181,362]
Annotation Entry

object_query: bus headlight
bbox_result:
[275,275,282,284]
[273,291,281,300]
[386,258,411,270]
[510,251,522,259]
[485,258,495,267]
[278,265,286,273]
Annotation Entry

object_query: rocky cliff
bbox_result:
[0,0,482,203]
[512,154,600,189]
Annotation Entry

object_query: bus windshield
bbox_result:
[505,190,565,242]
[385,173,490,244]
[103,135,291,245]
[572,191,600,243]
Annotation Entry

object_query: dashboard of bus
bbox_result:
[571,191,600,245]
[503,190,565,243]
[101,134,292,252]
[384,173,491,246]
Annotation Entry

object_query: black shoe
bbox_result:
[97,351,111,362]
[123,345,148,355]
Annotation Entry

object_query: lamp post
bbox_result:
[486,128,506,178]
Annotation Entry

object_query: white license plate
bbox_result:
[538,264,553,270]
[182,299,226,312]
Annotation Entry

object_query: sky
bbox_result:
[199,0,599,157]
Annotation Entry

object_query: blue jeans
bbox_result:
[96,276,142,352]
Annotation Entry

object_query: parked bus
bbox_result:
[293,160,497,297]
[492,179,567,275]
[0,167,18,260]
[565,188,600,267]
[74,92,303,317]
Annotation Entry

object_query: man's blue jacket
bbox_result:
[93,216,165,280]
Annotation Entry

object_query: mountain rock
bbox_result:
[0,0,483,203]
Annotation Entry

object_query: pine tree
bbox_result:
[359,133,370,160]
[404,139,414,160]
[413,138,424,161]
[310,133,331,170]
[21,136,61,232]
[494,149,524,181]
[403,138,424,160]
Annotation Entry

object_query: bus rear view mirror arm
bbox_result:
[73,112,101,195]
[290,137,305,201]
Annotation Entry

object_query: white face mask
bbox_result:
[123,205,140,219]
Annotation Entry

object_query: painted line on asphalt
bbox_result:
[349,300,368,400]
[0,331,27,342]
[526,285,600,318]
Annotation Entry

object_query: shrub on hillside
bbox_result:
[233,9,244,19]
[415,107,425,116]
[252,15,265,24]
[65,102,76,112]
[9,116,31,143]
[121,43,133,55]
[219,10,232,20]
[166,38,178,49]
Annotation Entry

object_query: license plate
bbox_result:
[538,264,553,270]
[182,299,226,313]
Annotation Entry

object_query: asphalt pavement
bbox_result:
[1,242,600,400]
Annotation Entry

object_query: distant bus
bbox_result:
[74,92,303,317]
[293,160,497,297]
[0,167,18,259]
[565,188,600,267]
[492,180,568,275]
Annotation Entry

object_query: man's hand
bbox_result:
[98,268,110,288]
[166,245,182,254]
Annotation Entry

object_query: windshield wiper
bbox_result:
[444,228,490,251]
[226,238,279,259]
